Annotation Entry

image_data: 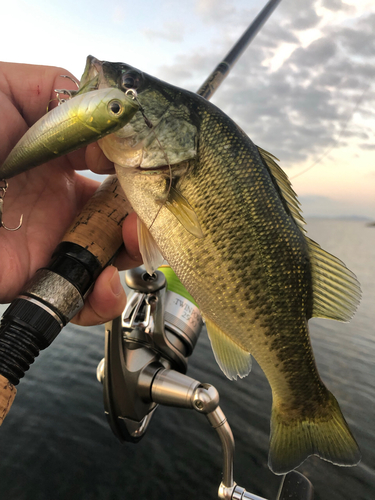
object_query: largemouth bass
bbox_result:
[80,56,362,474]
[0,88,139,179]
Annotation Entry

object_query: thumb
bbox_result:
[71,266,126,326]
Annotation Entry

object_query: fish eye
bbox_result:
[108,100,123,115]
[121,71,141,90]
[122,76,135,89]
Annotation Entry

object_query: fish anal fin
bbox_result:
[204,316,251,380]
[165,186,204,238]
[269,390,361,474]
[137,217,164,275]
[307,237,361,321]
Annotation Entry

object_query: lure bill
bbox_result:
[0,87,139,179]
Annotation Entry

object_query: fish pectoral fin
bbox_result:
[165,187,204,238]
[307,237,361,321]
[257,146,305,231]
[269,390,361,474]
[137,217,164,275]
[204,316,251,380]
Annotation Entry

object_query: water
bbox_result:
[0,219,374,500]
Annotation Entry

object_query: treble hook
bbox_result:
[0,180,23,231]
[126,89,153,129]
[54,75,80,106]
[60,74,80,88]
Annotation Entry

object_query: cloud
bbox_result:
[143,22,185,42]
[246,23,299,50]
[277,0,322,29]
[156,51,219,91]
[196,0,231,21]
[321,0,354,12]
[360,144,375,150]
[286,9,321,30]
[195,0,249,24]
[288,37,337,68]
[334,26,375,58]
[214,5,375,164]
[155,1,375,172]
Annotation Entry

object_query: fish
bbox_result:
[77,56,362,475]
[0,87,139,179]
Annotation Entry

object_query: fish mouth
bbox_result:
[77,55,103,93]
[78,56,126,95]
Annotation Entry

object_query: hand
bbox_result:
[0,62,142,325]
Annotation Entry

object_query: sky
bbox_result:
[1,0,374,218]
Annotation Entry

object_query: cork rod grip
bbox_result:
[0,375,16,425]
[62,174,133,266]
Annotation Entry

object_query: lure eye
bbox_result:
[108,100,123,116]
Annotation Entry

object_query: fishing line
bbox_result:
[125,89,173,231]
[290,82,371,180]
[147,129,173,231]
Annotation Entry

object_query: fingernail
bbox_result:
[109,267,123,296]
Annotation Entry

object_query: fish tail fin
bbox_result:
[269,390,361,475]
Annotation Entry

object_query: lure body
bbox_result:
[0,88,139,179]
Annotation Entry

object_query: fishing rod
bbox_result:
[198,0,283,99]
[0,0,284,425]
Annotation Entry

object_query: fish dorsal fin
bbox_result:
[165,186,204,238]
[307,237,361,321]
[257,146,361,321]
[137,217,164,275]
[204,316,251,380]
[257,146,306,231]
